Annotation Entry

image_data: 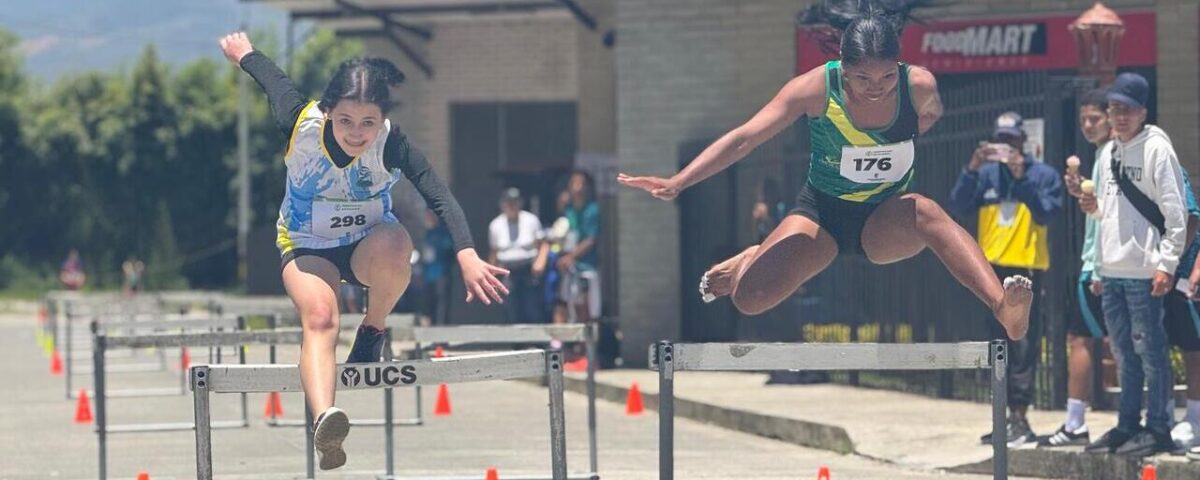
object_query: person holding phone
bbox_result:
[949,111,1064,448]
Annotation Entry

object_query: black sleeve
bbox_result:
[239,51,308,136]
[385,127,476,252]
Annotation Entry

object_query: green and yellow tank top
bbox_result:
[808,60,920,203]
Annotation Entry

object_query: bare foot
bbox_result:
[699,245,759,302]
[993,276,1033,340]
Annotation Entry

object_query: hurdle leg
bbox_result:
[384,328,396,478]
[546,349,568,480]
[238,316,249,427]
[305,401,316,479]
[585,322,599,474]
[658,341,675,480]
[94,334,108,480]
[991,340,1008,480]
[193,366,214,480]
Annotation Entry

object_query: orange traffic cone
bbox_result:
[75,389,93,424]
[434,384,452,416]
[180,347,191,371]
[136,471,150,480]
[1141,464,1157,480]
[564,357,588,373]
[51,350,63,376]
[817,465,831,480]
[625,382,644,415]
[485,467,499,480]
[434,345,445,358]
[264,392,283,418]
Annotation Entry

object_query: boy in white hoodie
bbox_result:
[1079,73,1187,456]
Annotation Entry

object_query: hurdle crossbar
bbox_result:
[191,349,568,480]
[650,340,1008,480]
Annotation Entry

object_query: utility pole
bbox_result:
[236,6,252,286]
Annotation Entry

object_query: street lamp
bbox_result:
[1069,2,1125,86]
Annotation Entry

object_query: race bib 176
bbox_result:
[839,140,915,184]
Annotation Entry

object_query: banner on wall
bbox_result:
[796,11,1156,74]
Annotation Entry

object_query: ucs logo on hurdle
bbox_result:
[340,365,418,388]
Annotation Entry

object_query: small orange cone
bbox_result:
[817,465,831,480]
[51,350,63,376]
[434,345,445,358]
[1141,464,1156,480]
[625,382,644,415]
[75,389,93,424]
[180,347,190,371]
[264,392,283,418]
[564,357,588,373]
[434,384,452,416]
[136,471,150,480]
[485,467,499,480]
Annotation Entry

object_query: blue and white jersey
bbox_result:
[276,101,402,254]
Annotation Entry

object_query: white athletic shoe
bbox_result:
[314,407,350,470]
[1175,421,1197,449]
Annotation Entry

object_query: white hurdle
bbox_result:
[650,340,1009,480]
[191,349,569,480]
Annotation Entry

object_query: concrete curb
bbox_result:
[565,375,1200,479]
[563,375,855,455]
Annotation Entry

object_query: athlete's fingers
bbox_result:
[487,273,510,297]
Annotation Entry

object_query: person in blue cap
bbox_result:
[1078,72,1188,457]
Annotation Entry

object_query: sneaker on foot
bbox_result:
[980,418,1036,448]
[1085,427,1138,454]
[1172,421,1196,449]
[345,325,386,363]
[1188,444,1200,461]
[313,407,350,470]
[1038,423,1090,448]
[1114,429,1178,457]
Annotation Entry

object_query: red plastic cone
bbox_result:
[434,384,452,416]
[180,347,190,371]
[485,468,499,480]
[625,382,644,415]
[434,345,445,358]
[51,350,63,376]
[75,389,93,424]
[817,465,831,480]
[264,392,283,418]
[564,357,588,373]
[1141,464,1157,480]
[136,472,150,480]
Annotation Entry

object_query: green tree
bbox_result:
[145,200,187,289]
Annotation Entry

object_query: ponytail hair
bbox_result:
[318,57,406,113]
[798,0,932,65]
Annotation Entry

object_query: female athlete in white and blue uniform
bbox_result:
[221,32,508,470]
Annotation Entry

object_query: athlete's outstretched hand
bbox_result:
[457,248,510,305]
[219,32,254,65]
[618,173,680,201]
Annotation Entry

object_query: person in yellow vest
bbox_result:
[949,111,1064,448]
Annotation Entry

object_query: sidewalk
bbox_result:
[571,369,1200,479]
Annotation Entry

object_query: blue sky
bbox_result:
[1,0,291,79]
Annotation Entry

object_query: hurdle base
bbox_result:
[104,419,247,433]
[265,417,423,427]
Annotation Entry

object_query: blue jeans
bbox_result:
[1101,278,1173,434]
